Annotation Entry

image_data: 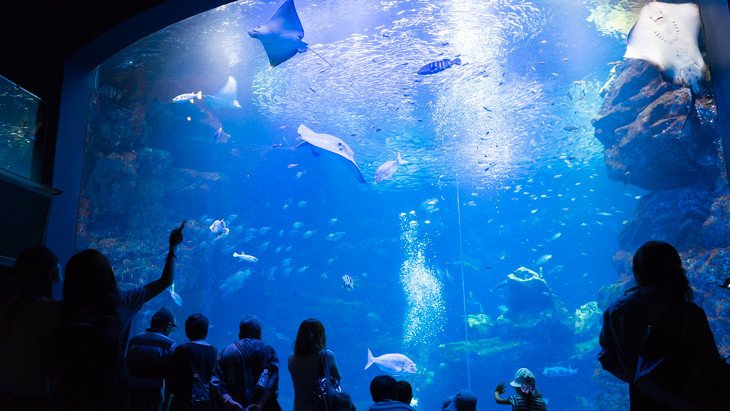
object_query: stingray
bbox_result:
[205,75,241,109]
[296,124,366,183]
[624,2,707,93]
[249,0,308,67]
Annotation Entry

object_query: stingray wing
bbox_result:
[252,0,307,67]
[262,39,302,67]
[213,75,239,106]
[297,124,366,183]
[267,0,304,38]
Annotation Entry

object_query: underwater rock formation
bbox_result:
[701,194,730,249]
[592,59,719,190]
[573,301,601,336]
[500,266,555,313]
[592,23,730,411]
[592,24,730,408]
[84,154,138,236]
[618,188,715,251]
[439,266,576,374]
[137,148,172,176]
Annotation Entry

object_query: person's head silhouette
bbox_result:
[632,241,692,302]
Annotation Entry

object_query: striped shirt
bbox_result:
[509,394,547,410]
[288,350,341,411]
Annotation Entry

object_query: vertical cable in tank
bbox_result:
[455,177,471,390]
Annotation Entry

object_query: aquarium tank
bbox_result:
[76,0,728,409]
[0,74,44,181]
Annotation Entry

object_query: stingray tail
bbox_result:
[365,348,374,369]
[309,47,334,68]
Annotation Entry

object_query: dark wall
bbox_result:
[0,177,53,259]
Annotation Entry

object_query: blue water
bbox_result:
[79,0,654,409]
[0,75,40,180]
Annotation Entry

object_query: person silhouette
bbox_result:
[395,380,413,405]
[127,308,177,410]
[599,240,729,410]
[494,368,545,411]
[211,315,281,411]
[288,318,341,411]
[0,246,60,410]
[168,314,218,411]
[368,375,413,411]
[54,221,185,410]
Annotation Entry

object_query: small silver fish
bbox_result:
[233,251,258,263]
[169,283,183,306]
[172,91,202,103]
[209,220,229,236]
[326,232,346,241]
[219,269,251,297]
[365,348,417,373]
[535,254,552,266]
[374,152,408,183]
[543,365,578,377]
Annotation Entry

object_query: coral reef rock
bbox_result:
[592,59,719,190]
[618,188,715,251]
[84,154,138,236]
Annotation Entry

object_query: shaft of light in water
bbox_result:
[456,177,472,390]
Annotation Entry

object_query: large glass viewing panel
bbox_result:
[0,74,43,181]
[77,1,727,409]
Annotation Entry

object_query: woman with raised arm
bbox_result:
[54,221,186,411]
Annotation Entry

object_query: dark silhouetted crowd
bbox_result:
[1,223,727,411]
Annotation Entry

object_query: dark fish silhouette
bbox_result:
[417,57,462,75]
[249,0,308,67]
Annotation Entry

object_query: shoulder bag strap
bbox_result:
[184,345,201,380]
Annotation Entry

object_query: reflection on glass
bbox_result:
[0,74,43,181]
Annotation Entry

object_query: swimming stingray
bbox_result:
[205,75,241,109]
[249,0,308,67]
[296,124,366,183]
[624,2,708,93]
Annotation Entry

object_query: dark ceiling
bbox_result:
[0,1,165,102]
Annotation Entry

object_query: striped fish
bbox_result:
[417,57,462,75]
